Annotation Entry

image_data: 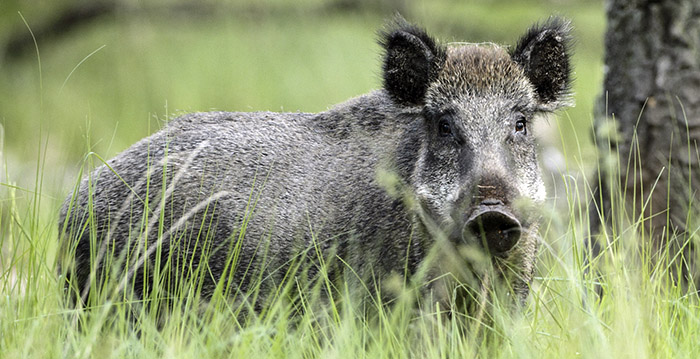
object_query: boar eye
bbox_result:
[438,118,452,137]
[515,119,527,135]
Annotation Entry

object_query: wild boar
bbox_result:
[59,17,573,313]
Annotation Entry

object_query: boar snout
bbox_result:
[464,199,522,256]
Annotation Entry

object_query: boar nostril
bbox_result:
[465,207,522,255]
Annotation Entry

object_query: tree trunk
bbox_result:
[592,0,700,287]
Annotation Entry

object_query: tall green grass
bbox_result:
[3,117,699,358]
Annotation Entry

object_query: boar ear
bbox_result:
[511,17,574,111]
[380,18,446,105]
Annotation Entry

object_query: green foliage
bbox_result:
[2,1,698,358]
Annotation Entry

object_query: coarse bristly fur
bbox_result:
[58,16,574,317]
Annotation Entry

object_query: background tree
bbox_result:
[592,0,700,286]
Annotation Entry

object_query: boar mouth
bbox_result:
[463,203,522,256]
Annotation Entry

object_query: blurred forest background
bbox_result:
[0,0,604,220]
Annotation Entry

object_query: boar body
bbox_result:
[60,18,573,311]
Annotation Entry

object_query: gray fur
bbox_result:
[59,18,573,312]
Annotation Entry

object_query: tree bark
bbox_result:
[592,0,700,286]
